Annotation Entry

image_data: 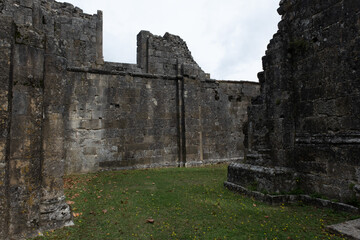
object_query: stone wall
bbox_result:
[137,31,205,77]
[183,79,258,166]
[65,72,180,173]
[0,15,13,240]
[0,0,103,238]
[0,0,259,238]
[227,0,360,203]
[64,69,258,173]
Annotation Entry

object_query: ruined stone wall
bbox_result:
[137,31,205,77]
[62,31,259,174]
[184,79,259,166]
[0,1,259,238]
[0,15,13,240]
[64,67,258,174]
[2,0,103,66]
[65,72,180,173]
[227,0,360,203]
[0,0,103,238]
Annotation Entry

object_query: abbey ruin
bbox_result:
[0,0,260,238]
[226,0,360,204]
[0,0,359,239]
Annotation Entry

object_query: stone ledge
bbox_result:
[224,181,360,214]
[99,162,179,171]
[295,133,360,145]
[327,218,360,240]
[229,162,294,175]
[185,157,243,167]
[227,162,298,193]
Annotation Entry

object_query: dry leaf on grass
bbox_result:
[146,218,155,224]
[72,212,82,217]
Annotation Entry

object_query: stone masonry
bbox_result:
[226,0,360,204]
[0,0,259,238]
[65,31,259,173]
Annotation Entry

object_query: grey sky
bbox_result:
[65,0,281,81]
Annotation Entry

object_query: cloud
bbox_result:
[65,0,281,81]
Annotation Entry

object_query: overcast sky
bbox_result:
[65,0,281,81]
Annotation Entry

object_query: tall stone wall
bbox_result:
[64,67,258,173]
[183,79,258,166]
[0,0,103,238]
[0,0,259,238]
[0,15,13,240]
[65,72,180,173]
[227,0,360,203]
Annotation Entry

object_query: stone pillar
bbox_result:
[137,31,151,73]
[176,76,186,167]
[8,27,45,238]
[95,10,104,65]
[39,35,72,232]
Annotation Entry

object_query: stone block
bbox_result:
[80,119,104,130]
[83,147,97,156]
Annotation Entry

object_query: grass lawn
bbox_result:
[34,164,358,240]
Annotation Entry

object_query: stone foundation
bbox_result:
[227,163,298,194]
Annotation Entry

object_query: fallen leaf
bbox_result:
[146,218,155,224]
[72,212,82,218]
[66,200,75,205]
[71,193,80,199]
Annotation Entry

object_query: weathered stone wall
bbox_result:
[0,1,259,238]
[227,0,360,203]
[64,68,258,173]
[183,79,259,166]
[137,31,205,77]
[62,31,259,174]
[0,15,13,240]
[65,72,180,173]
[0,0,103,238]
[2,0,103,66]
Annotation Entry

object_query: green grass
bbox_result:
[34,165,357,240]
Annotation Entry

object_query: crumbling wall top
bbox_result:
[137,30,208,79]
